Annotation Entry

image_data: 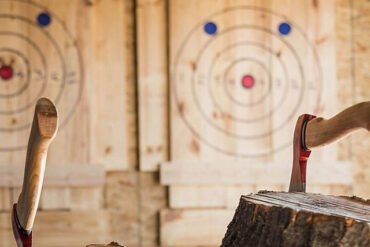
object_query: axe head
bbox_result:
[11,204,32,247]
[289,114,316,192]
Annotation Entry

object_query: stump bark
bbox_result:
[221,191,370,247]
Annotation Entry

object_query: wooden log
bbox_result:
[221,191,370,247]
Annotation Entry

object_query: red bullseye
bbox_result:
[241,75,255,89]
[0,65,13,80]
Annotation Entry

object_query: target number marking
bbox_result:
[0,0,83,151]
[173,7,322,157]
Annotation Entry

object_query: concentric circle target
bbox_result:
[173,7,322,157]
[0,0,83,151]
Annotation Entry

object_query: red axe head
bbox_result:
[289,114,316,192]
[12,204,32,247]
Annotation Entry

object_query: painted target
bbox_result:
[0,0,83,151]
[173,7,322,157]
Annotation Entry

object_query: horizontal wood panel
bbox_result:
[0,164,105,187]
[0,211,109,247]
[169,185,256,209]
[161,161,352,185]
[160,209,234,246]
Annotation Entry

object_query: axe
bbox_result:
[11,98,58,247]
[289,101,370,192]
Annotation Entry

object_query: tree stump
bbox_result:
[86,242,124,247]
[221,191,370,247]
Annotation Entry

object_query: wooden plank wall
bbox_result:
[0,0,368,247]
[160,0,370,246]
[0,0,149,246]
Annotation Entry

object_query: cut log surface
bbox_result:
[86,242,124,247]
[221,191,370,247]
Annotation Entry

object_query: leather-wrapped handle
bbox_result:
[15,98,58,231]
[305,101,370,150]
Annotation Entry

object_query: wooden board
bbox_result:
[162,1,360,246]
[160,209,234,246]
[137,0,168,171]
[0,164,105,187]
[0,211,110,247]
[222,191,370,246]
[347,0,370,198]
[0,0,134,170]
[169,185,256,209]
[161,161,352,185]
[169,0,338,163]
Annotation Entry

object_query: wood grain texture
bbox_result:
[161,161,352,185]
[0,0,135,169]
[0,188,11,211]
[0,211,112,247]
[169,185,256,209]
[306,101,370,149]
[16,98,58,231]
[160,209,234,246]
[0,164,105,187]
[221,192,370,247]
[137,0,168,171]
[349,0,370,199]
[87,0,132,170]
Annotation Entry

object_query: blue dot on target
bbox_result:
[37,12,51,27]
[204,22,217,35]
[278,22,291,35]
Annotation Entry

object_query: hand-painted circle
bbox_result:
[204,22,218,35]
[278,22,291,35]
[242,75,254,89]
[37,12,51,27]
[0,0,83,151]
[172,7,322,157]
[0,65,13,80]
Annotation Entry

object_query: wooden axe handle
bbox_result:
[305,101,370,150]
[16,98,58,231]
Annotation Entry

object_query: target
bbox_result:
[0,0,83,151]
[173,7,322,157]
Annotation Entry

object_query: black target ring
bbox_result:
[191,26,304,138]
[0,0,84,151]
[207,42,290,124]
[0,31,48,117]
[208,42,290,120]
[0,15,66,116]
[222,58,272,107]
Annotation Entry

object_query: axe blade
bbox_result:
[11,204,32,247]
[289,114,316,192]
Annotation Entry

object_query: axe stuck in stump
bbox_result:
[11,98,58,247]
[10,97,369,246]
[222,101,370,247]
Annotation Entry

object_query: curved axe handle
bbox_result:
[12,98,58,246]
[289,101,369,193]
[305,101,370,149]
